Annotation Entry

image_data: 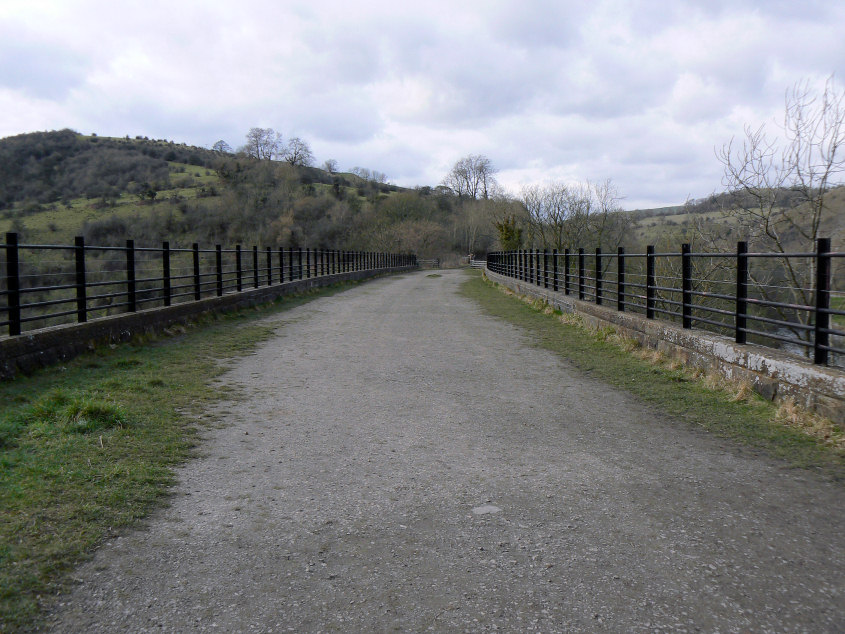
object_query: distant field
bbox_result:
[629,209,732,246]
[629,187,845,250]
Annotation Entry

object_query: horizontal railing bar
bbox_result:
[689,290,737,302]
[745,313,815,332]
[19,308,80,323]
[691,304,735,318]
[690,315,733,330]
[14,296,76,310]
[744,296,814,312]
[741,328,811,349]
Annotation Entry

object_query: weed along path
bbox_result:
[49,270,843,632]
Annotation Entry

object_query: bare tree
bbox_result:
[453,198,498,254]
[717,76,845,350]
[212,139,232,154]
[520,179,627,252]
[718,76,844,253]
[282,137,314,167]
[322,158,338,174]
[242,127,282,160]
[443,154,498,200]
[349,166,387,183]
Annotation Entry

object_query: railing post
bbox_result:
[552,249,558,291]
[75,236,87,322]
[126,239,137,312]
[192,243,201,300]
[5,233,21,335]
[543,249,549,289]
[531,250,536,284]
[279,247,285,283]
[814,237,831,365]
[646,245,655,319]
[266,247,272,285]
[216,245,223,296]
[735,241,747,344]
[617,246,625,312]
[162,241,171,307]
[578,248,585,300]
[595,247,602,305]
[236,245,243,292]
[682,243,692,328]
[253,246,259,288]
[564,248,570,295]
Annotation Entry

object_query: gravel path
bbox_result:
[48,270,844,632]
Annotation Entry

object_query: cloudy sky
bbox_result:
[1,0,843,208]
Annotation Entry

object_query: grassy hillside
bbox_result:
[0,130,497,260]
[626,187,845,251]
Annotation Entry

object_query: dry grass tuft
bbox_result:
[776,399,845,450]
[731,380,755,402]
[702,371,724,392]
[486,276,844,451]
[610,332,640,352]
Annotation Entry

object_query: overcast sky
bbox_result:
[1,1,843,208]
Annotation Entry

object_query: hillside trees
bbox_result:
[495,215,523,251]
[0,130,178,208]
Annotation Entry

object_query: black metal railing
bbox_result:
[487,241,845,367]
[1,233,416,336]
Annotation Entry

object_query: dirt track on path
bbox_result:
[49,270,844,632]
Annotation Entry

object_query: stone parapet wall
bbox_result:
[0,267,416,380]
[485,269,845,422]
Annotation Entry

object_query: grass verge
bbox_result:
[461,273,844,480]
[0,281,359,632]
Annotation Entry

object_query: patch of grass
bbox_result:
[0,280,359,632]
[461,273,844,480]
[426,273,442,278]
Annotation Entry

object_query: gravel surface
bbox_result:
[48,270,844,632]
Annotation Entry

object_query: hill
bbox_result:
[4,130,840,260]
[0,130,487,261]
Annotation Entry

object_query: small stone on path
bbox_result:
[472,505,502,515]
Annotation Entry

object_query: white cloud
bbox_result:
[1,0,843,208]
